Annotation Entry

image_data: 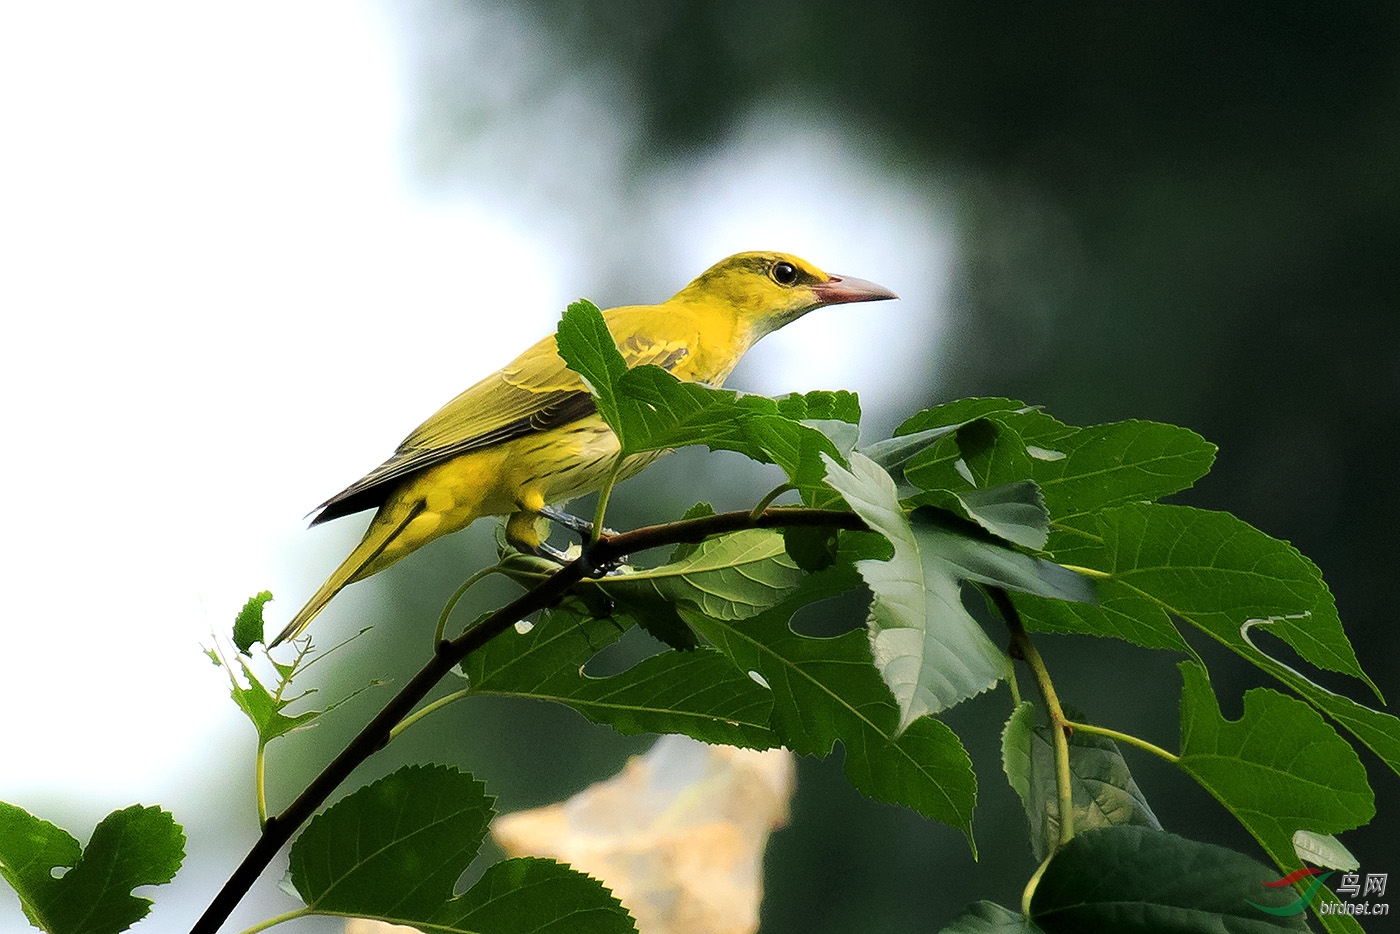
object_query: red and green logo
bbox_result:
[1249,868,1333,916]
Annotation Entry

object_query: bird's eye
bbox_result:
[772,261,798,285]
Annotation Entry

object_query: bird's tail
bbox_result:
[269,502,424,647]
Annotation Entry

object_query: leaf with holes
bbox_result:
[0,801,184,934]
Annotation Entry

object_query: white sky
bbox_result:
[0,1,953,926]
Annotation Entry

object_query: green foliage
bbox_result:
[462,605,779,749]
[678,567,979,850]
[1177,662,1374,867]
[233,589,273,654]
[0,802,184,934]
[288,765,635,932]
[1030,826,1310,933]
[1006,709,1161,863]
[14,297,1387,932]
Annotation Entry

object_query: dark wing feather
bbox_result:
[310,391,597,524]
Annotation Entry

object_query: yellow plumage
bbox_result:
[271,251,896,646]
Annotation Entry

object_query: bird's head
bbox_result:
[675,251,898,339]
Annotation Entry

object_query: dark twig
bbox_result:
[191,506,866,932]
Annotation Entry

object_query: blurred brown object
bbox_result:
[493,735,796,934]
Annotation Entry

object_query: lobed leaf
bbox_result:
[465,606,779,749]
[822,452,1012,731]
[678,567,978,850]
[0,801,184,934]
[1177,662,1374,868]
[1015,503,1377,693]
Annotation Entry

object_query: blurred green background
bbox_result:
[274,1,1399,930]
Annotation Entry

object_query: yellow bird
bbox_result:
[271,251,897,646]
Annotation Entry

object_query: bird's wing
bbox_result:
[310,322,694,523]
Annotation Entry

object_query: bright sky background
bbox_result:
[0,1,953,926]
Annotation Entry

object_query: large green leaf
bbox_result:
[1177,662,1374,868]
[0,802,184,934]
[881,405,1217,539]
[821,452,1013,730]
[1030,826,1310,933]
[290,765,494,916]
[1026,420,1217,532]
[289,766,634,932]
[1015,503,1377,694]
[678,567,978,849]
[464,606,779,749]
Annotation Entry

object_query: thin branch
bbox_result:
[1066,719,1179,763]
[191,505,866,933]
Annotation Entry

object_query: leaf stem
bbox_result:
[992,588,1074,848]
[590,456,626,543]
[434,563,505,645]
[255,742,268,830]
[749,481,796,520]
[388,689,471,743]
[233,907,311,934]
[1021,850,1053,916]
[1065,719,1180,763]
[192,505,867,933]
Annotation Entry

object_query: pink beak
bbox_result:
[811,274,899,305]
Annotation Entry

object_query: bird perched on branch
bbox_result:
[271,251,897,646]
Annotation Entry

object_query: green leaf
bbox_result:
[668,501,715,562]
[290,766,634,932]
[1026,420,1217,533]
[555,299,630,440]
[207,640,327,746]
[555,301,853,503]
[465,606,779,749]
[1177,662,1374,868]
[937,901,1046,933]
[911,480,1052,551]
[882,408,1217,542]
[1001,701,1035,809]
[1023,716,1161,863]
[956,418,1036,488]
[233,590,273,654]
[1015,503,1377,691]
[775,388,861,424]
[892,398,1036,439]
[291,765,493,916]
[782,524,841,572]
[600,529,806,622]
[1030,826,1310,932]
[1238,620,1400,781]
[678,568,978,851]
[418,857,636,934]
[822,452,1012,730]
[0,801,184,934]
[911,509,1096,604]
